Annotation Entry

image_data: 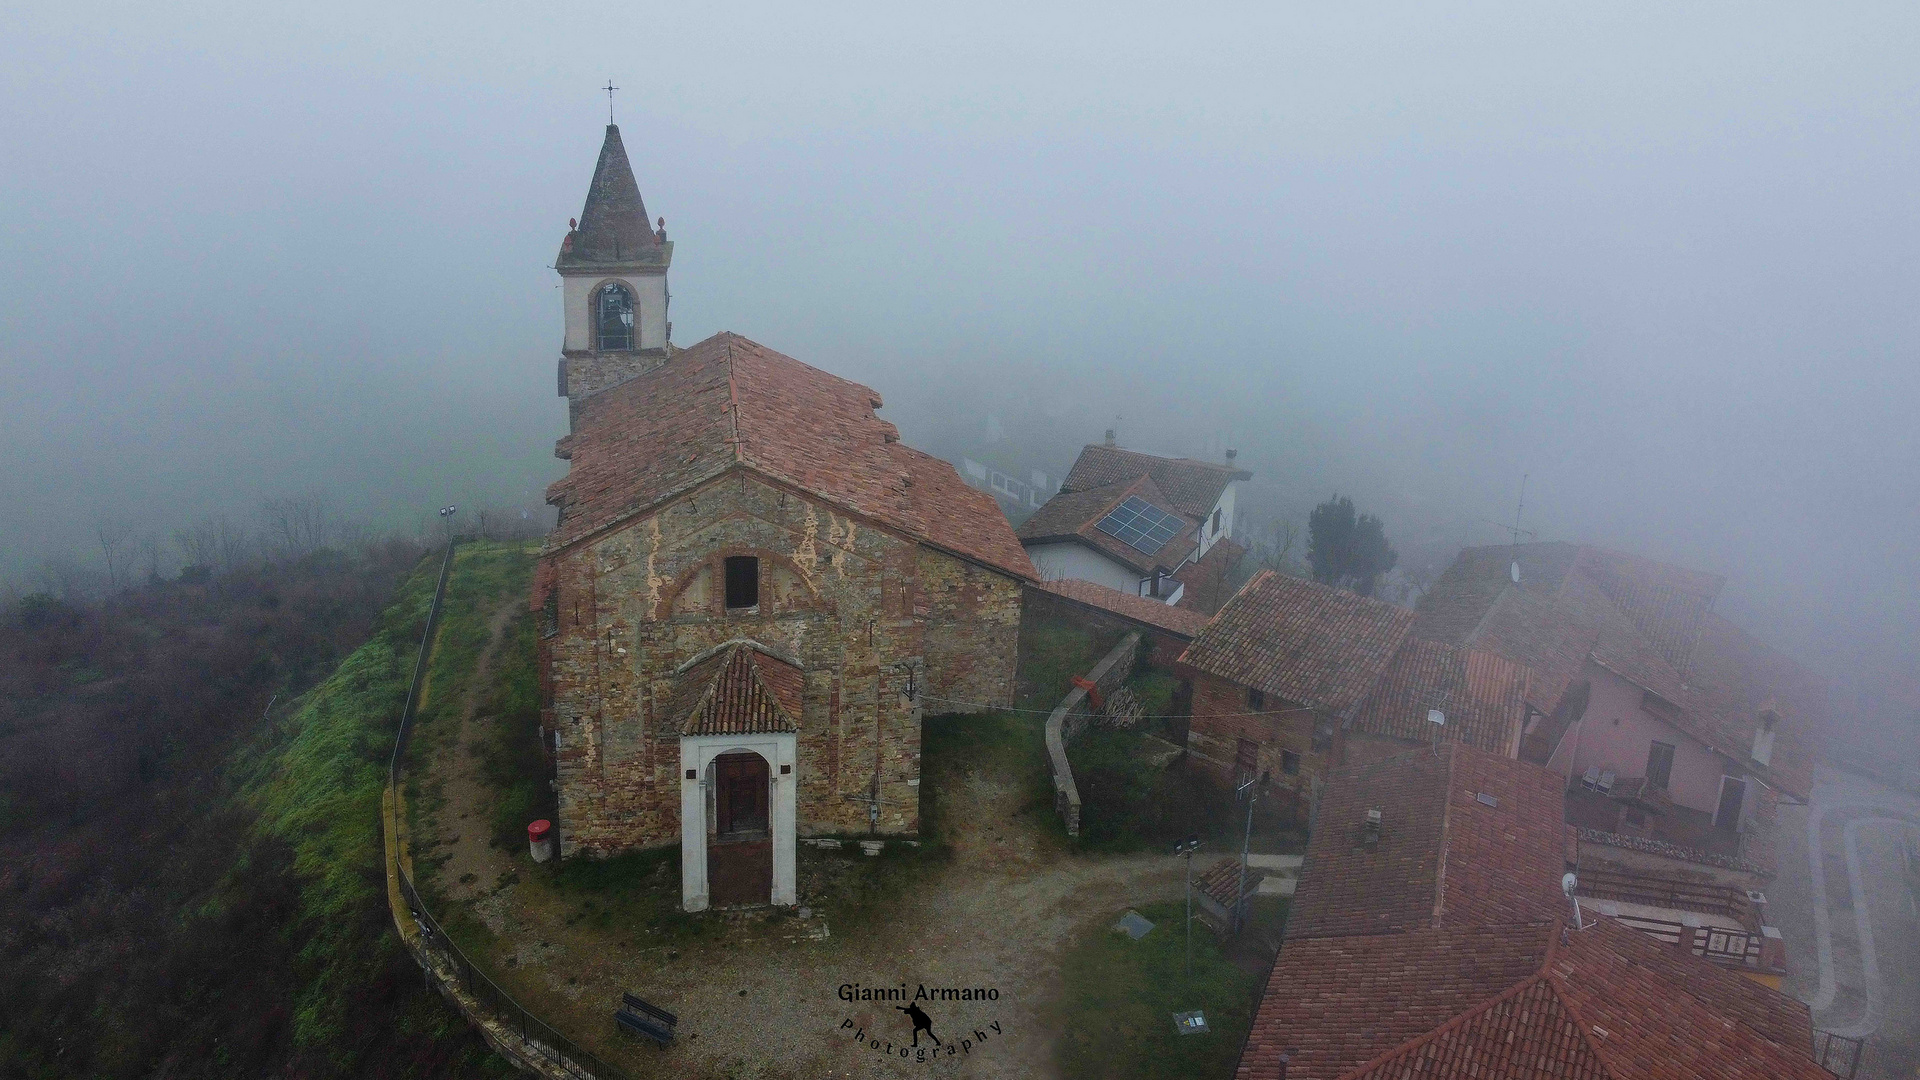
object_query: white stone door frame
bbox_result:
[679,732,797,911]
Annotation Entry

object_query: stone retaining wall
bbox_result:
[1045,632,1141,836]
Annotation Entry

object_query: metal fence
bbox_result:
[387,539,632,1080]
[1812,1029,1865,1079]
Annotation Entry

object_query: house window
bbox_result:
[1247,687,1265,710]
[1235,738,1259,784]
[1646,741,1675,791]
[724,556,759,610]
[1281,749,1300,775]
[1211,508,1222,535]
[596,281,635,350]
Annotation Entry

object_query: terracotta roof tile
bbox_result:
[546,332,1035,580]
[1236,746,1830,1080]
[1349,638,1530,755]
[1061,444,1249,519]
[1236,924,1559,1080]
[1019,475,1198,574]
[1197,856,1266,907]
[667,641,802,736]
[1177,570,1415,716]
[1028,579,1210,638]
[1413,542,1816,798]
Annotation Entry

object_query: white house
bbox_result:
[1016,437,1250,604]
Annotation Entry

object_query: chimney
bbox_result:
[1226,448,1237,465]
[1362,808,1382,849]
[1104,428,1116,447]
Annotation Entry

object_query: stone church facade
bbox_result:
[533,125,1033,911]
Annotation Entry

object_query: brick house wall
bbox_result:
[1182,669,1330,800]
[535,471,1020,857]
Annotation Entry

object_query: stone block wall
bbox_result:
[1045,632,1141,836]
[536,472,1019,857]
[1020,584,1190,668]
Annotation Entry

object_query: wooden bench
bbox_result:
[615,992,677,1047]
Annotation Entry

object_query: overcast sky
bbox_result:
[2,2,1915,724]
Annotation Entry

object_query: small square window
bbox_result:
[724,556,760,609]
[1281,750,1300,775]
[686,769,697,780]
[1247,688,1265,710]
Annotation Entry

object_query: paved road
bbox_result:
[1772,766,1920,1079]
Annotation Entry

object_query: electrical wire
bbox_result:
[914,692,1323,723]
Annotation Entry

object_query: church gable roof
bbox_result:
[668,641,803,736]
[557,124,662,268]
[545,332,1036,580]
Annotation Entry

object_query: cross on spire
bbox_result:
[604,79,619,124]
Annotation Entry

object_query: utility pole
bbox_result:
[1174,835,1202,977]
[1234,775,1263,934]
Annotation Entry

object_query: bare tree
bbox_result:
[95,517,136,589]
[137,532,164,582]
[173,519,218,569]
[260,493,332,560]
[1260,518,1301,573]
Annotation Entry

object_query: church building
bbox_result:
[532,124,1035,911]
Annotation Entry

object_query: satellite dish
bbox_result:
[1426,709,1446,726]
[1510,560,1521,583]
[1561,872,1578,896]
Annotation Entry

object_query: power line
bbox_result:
[915,693,1323,723]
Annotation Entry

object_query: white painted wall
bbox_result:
[679,732,798,911]
[1197,482,1239,558]
[562,271,669,352]
[1027,541,1142,594]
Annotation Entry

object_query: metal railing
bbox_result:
[387,538,632,1080]
[1812,1029,1865,1079]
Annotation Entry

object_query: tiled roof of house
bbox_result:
[1411,542,1815,799]
[1286,745,1568,940]
[556,124,663,268]
[545,332,1036,581]
[667,641,803,736]
[1177,570,1415,716]
[1237,745,1829,1080]
[1028,578,1211,638]
[1060,444,1250,519]
[1017,475,1199,575]
[1197,856,1266,907]
[1174,536,1248,616]
[1415,580,1599,717]
[1348,639,1530,755]
[1679,614,1824,801]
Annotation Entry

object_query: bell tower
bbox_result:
[556,123,673,424]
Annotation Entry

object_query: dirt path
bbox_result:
[428,729,1188,1079]
[426,594,524,907]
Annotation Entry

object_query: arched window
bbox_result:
[596,282,635,350]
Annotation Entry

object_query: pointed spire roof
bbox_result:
[558,124,663,268]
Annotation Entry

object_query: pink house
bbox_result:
[1411,542,1821,883]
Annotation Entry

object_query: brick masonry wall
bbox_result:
[919,547,1022,713]
[535,471,1020,857]
[1183,670,1329,798]
[559,349,672,426]
[1020,585,1190,668]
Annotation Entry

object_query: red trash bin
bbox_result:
[528,819,554,863]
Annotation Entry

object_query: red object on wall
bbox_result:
[1070,675,1104,709]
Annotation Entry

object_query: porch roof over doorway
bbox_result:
[669,641,803,736]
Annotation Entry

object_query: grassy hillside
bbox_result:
[0,543,504,1079]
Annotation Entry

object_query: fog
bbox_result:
[3,2,1915,738]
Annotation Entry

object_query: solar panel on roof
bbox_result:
[1095,496,1186,555]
